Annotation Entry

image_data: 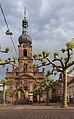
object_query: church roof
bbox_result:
[18,31,32,45]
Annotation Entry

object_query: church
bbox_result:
[6,11,44,104]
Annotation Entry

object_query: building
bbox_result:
[51,79,63,102]
[67,77,74,103]
[51,75,74,102]
[6,11,44,104]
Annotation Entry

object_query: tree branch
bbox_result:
[65,49,71,66]
[45,57,63,68]
[66,61,74,69]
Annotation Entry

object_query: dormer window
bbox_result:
[23,49,27,56]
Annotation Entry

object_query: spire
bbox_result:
[18,9,32,45]
[24,7,26,19]
[22,8,28,33]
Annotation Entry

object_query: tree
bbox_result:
[0,37,17,104]
[0,78,14,105]
[6,88,16,103]
[33,39,74,108]
[0,53,17,105]
[44,78,53,105]
[0,45,17,67]
[33,75,54,105]
[32,88,44,104]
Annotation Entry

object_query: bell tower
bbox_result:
[18,9,33,75]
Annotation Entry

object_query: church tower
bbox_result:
[17,10,34,103]
[18,9,33,76]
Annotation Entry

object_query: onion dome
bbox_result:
[18,31,32,45]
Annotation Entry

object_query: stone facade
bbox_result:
[6,13,44,104]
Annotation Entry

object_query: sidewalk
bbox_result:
[0,103,74,110]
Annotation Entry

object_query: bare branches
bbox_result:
[33,40,74,75]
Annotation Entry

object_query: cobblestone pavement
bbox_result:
[0,109,74,119]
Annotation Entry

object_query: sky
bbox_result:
[0,0,74,79]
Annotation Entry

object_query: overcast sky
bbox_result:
[0,0,74,78]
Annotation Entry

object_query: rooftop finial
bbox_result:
[22,7,28,33]
[24,7,26,20]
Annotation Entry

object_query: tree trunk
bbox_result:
[12,95,14,104]
[3,85,6,105]
[46,89,49,106]
[18,90,21,102]
[62,70,68,107]
[39,94,41,104]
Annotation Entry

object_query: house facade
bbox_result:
[51,79,63,102]
[51,75,74,103]
[67,77,74,103]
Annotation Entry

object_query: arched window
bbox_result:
[24,64,27,73]
[23,49,27,56]
[24,82,28,89]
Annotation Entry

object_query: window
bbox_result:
[24,82,28,89]
[16,72,18,76]
[24,64,27,73]
[23,49,27,56]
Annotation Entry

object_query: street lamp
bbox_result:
[5,30,13,35]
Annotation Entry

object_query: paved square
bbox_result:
[0,109,74,119]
